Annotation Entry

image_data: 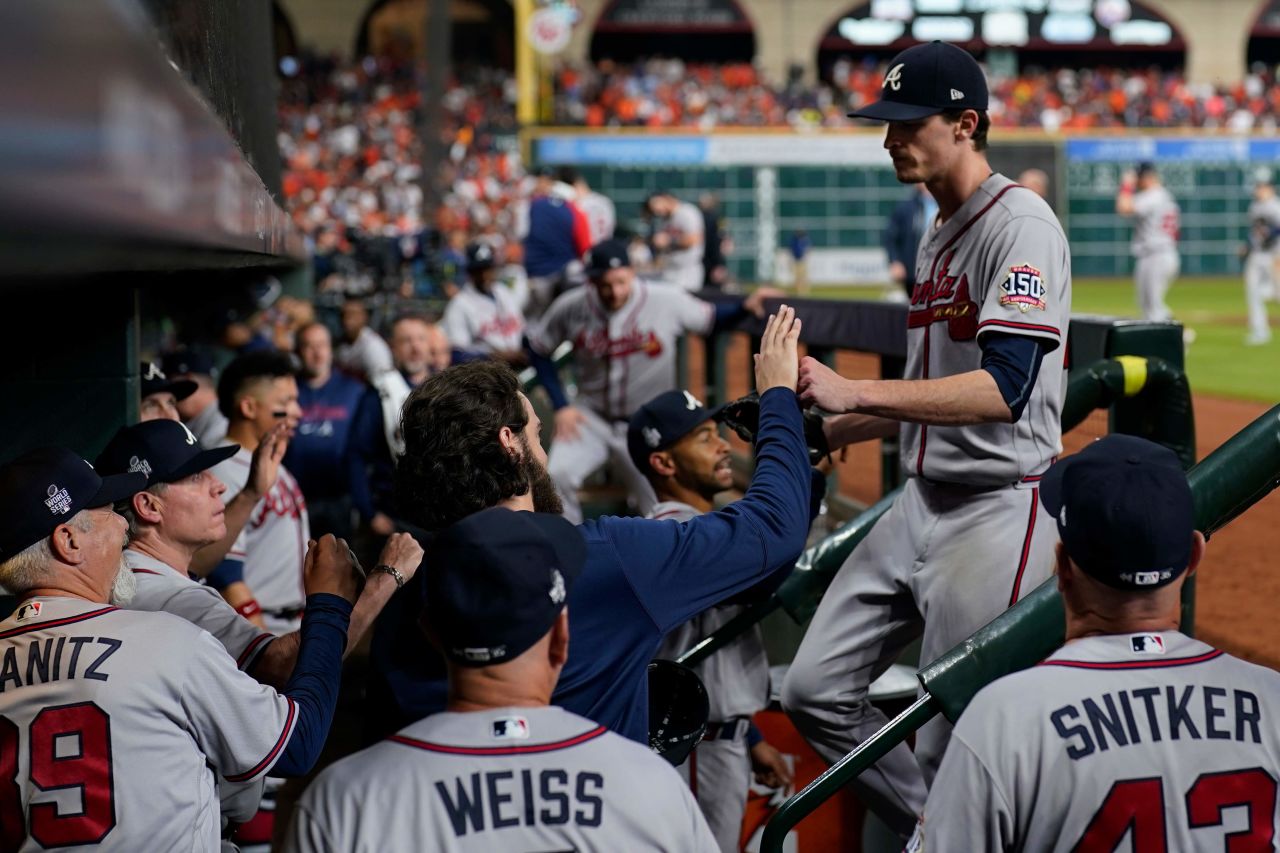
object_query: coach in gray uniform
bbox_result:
[783,41,1071,838]
[1244,169,1280,345]
[916,434,1280,850]
[1117,161,1182,324]
[287,507,718,852]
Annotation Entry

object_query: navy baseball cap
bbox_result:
[849,41,988,122]
[627,390,724,474]
[161,349,215,379]
[95,420,238,488]
[466,242,496,272]
[584,239,631,279]
[0,447,146,560]
[141,361,197,402]
[1040,435,1195,591]
[424,508,586,667]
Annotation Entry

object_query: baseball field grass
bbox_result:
[812,276,1279,404]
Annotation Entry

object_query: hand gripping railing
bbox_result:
[760,404,1280,853]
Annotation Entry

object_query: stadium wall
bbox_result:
[280,0,1261,84]
[528,128,1273,281]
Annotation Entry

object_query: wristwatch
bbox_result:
[371,563,406,589]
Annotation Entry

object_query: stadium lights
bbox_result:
[912,15,975,41]
[1041,13,1096,42]
[1047,0,1090,12]
[982,10,1029,45]
[870,0,913,21]
[1110,19,1173,45]
[839,17,907,44]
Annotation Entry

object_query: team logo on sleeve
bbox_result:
[999,264,1047,312]
[1131,634,1166,655]
[492,716,530,740]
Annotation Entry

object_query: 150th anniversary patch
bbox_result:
[999,264,1047,312]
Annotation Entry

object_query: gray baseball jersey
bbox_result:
[185,401,230,448]
[653,501,769,852]
[209,447,309,634]
[441,282,526,354]
[904,173,1070,485]
[284,705,718,852]
[1131,185,1180,257]
[1248,195,1280,253]
[335,327,394,379]
[528,280,714,421]
[579,191,617,246]
[122,548,274,672]
[917,631,1280,851]
[656,201,706,291]
[0,597,300,852]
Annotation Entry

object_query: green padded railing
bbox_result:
[760,404,1280,853]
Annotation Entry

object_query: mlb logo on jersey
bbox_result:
[15,601,41,622]
[999,264,1047,312]
[1131,634,1166,655]
[492,716,530,740]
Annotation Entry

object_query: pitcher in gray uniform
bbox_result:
[286,507,718,853]
[781,40,1071,839]
[1243,169,1280,345]
[629,390,795,852]
[1117,162,1182,324]
[915,435,1280,851]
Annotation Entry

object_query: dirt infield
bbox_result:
[692,335,1280,669]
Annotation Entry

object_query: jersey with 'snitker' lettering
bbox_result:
[1131,184,1181,257]
[210,446,309,634]
[904,173,1071,485]
[918,631,1280,852]
[0,597,299,852]
[285,705,717,852]
[122,549,274,672]
[528,280,714,420]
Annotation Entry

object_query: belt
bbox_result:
[702,717,749,742]
[265,605,305,621]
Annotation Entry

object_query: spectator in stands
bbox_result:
[699,193,729,289]
[788,229,812,296]
[884,184,937,301]
[287,323,393,539]
[140,361,197,423]
[560,167,616,246]
[163,350,229,447]
[442,243,528,365]
[369,314,451,458]
[522,169,592,317]
[645,190,706,291]
[336,297,394,379]
[1017,168,1050,200]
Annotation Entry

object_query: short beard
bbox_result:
[520,446,563,517]
[109,561,137,607]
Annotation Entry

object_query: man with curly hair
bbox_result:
[369,307,816,745]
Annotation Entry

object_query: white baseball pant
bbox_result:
[547,406,656,524]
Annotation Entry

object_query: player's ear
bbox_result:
[237,393,257,422]
[49,517,87,565]
[132,490,164,525]
[648,451,676,478]
[548,609,570,670]
[1185,530,1206,578]
[496,425,520,458]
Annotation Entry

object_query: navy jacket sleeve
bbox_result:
[346,387,384,520]
[592,387,811,635]
[273,593,351,776]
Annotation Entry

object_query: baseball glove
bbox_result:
[717,391,830,465]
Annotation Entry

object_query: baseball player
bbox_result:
[336,297,394,380]
[1243,169,1280,346]
[370,313,452,458]
[915,434,1280,850]
[441,243,528,364]
[161,349,229,447]
[1117,162,1182,324]
[0,446,358,852]
[208,351,309,634]
[139,360,196,423]
[95,418,422,689]
[527,238,777,524]
[630,390,796,852]
[645,191,706,291]
[564,168,617,246]
[287,508,718,852]
[373,308,810,745]
[782,41,1071,839]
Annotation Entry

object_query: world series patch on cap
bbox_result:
[0,447,146,560]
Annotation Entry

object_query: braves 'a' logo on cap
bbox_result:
[179,422,197,445]
[884,63,904,91]
[682,391,702,411]
[143,362,165,381]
